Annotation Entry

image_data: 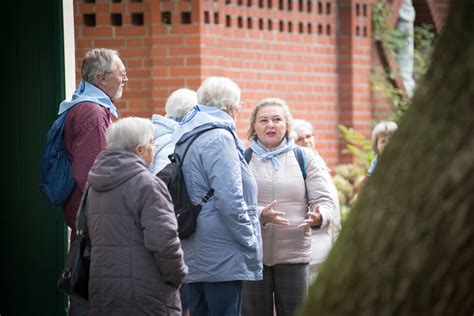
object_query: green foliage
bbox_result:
[371,1,435,120]
[333,126,374,223]
[333,1,436,225]
[414,24,436,81]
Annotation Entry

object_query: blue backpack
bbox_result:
[40,111,76,207]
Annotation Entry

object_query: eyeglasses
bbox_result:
[143,143,156,150]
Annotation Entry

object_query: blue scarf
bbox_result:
[250,137,295,170]
[58,80,118,118]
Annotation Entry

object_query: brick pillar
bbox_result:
[337,0,373,162]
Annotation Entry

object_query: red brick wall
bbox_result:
[72,0,443,167]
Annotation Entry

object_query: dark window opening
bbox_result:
[356,4,360,16]
[356,25,360,36]
[307,23,312,34]
[363,26,367,37]
[247,0,252,6]
[287,21,292,32]
[298,0,303,11]
[112,0,121,2]
[132,13,144,25]
[326,2,331,14]
[326,24,331,35]
[161,11,171,25]
[287,0,292,11]
[247,17,253,29]
[226,15,232,27]
[84,13,96,26]
[268,19,273,30]
[181,12,192,24]
[259,18,264,30]
[279,20,284,32]
[238,16,243,28]
[318,23,323,34]
[268,0,273,8]
[204,11,210,24]
[214,12,219,24]
[259,0,264,7]
[307,0,312,12]
[84,0,95,3]
[298,22,304,33]
[363,4,367,16]
[279,0,284,10]
[318,2,322,14]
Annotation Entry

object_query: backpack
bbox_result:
[157,127,232,239]
[244,146,307,180]
[40,111,76,207]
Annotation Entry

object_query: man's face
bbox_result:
[98,56,128,100]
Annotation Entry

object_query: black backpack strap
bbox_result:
[178,126,234,205]
[244,148,253,163]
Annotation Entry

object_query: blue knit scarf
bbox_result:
[250,137,295,170]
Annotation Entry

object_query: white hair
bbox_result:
[106,117,154,152]
[293,119,314,135]
[197,77,241,111]
[371,121,398,153]
[165,88,198,121]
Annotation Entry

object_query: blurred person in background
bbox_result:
[149,88,197,174]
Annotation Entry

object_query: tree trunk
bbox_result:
[298,0,474,315]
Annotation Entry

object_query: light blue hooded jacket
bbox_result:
[149,114,179,174]
[171,105,263,282]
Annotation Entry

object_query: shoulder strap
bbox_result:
[293,146,307,180]
[244,148,253,163]
[177,126,235,204]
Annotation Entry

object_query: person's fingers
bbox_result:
[270,210,286,217]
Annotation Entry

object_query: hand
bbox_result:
[298,206,322,229]
[261,200,290,226]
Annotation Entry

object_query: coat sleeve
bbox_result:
[141,177,188,288]
[199,132,258,251]
[304,147,337,229]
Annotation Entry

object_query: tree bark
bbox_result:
[298,0,474,314]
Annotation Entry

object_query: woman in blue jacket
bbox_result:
[171,77,263,316]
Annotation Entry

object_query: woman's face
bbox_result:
[296,127,315,149]
[136,138,155,166]
[254,105,288,149]
[377,135,390,155]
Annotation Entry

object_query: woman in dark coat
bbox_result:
[80,117,187,315]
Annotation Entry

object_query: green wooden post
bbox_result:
[2,0,68,315]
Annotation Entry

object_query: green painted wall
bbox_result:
[2,1,67,315]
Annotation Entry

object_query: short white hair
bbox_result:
[371,121,398,153]
[293,119,314,135]
[165,88,197,121]
[106,117,154,152]
[197,77,241,111]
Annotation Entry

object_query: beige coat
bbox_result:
[249,145,336,266]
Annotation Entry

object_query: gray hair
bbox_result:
[371,121,398,153]
[293,119,314,135]
[247,98,294,140]
[106,117,154,152]
[81,48,120,85]
[165,88,198,121]
[197,77,241,112]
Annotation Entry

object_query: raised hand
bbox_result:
[261,200,290,226]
